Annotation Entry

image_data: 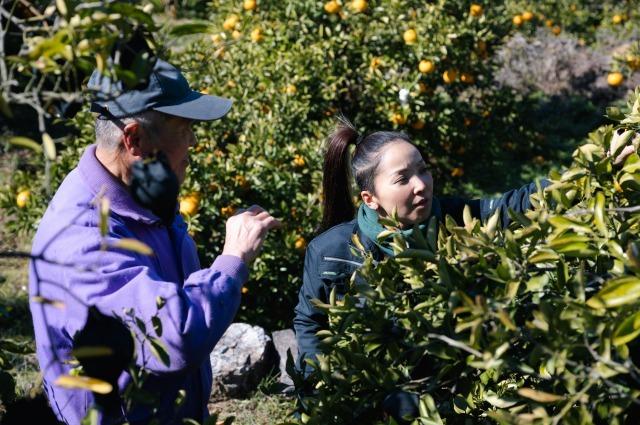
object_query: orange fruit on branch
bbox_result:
[16,189,30,208]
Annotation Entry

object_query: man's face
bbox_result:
[146,116,196,185]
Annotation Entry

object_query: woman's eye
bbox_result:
[396,176,408,184]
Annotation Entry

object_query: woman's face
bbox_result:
[362,140,434,227]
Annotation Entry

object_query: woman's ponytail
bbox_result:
[320,121,359,231]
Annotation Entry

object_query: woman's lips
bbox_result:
[414,198,430,208]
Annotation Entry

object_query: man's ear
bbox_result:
[360,190,379,210]
[121,121,145,157]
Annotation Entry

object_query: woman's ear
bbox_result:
[360,190,379,210]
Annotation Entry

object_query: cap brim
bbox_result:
[153,90,232,121]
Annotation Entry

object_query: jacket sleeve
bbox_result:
[438,197,481,225]
[293,242,327,376]
[57,228,248,375]
[479,179,550,227]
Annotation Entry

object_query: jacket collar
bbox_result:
[77,144,162,225]
[352,220,384,262]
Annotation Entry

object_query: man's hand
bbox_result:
[222,205,282,264]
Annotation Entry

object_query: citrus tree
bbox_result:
[2,1,640,332]
[163,0,534,328]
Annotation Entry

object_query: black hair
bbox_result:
[320,118,411,231]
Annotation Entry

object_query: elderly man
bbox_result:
[28,59,279,424]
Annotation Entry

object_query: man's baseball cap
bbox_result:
[88,59,232,121]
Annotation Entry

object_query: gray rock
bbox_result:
[209,323,278,400]
[272,329,298,386]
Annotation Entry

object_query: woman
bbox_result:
[293,121,545,374]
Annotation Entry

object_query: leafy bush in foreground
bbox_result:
[295,89,640,424]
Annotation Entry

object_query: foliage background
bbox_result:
[3,0,639,332]
[0,1,640,420]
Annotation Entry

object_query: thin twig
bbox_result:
[567,205,640,217]
[426,333,482,357]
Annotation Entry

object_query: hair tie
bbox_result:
[355,133,365,146]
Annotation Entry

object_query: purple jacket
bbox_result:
[29,145,248,424]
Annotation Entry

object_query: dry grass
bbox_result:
[208,394,295,425]
[0,170,37,399]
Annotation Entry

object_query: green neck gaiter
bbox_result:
[357,198,441,257]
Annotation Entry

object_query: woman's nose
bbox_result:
[413,173,432,194]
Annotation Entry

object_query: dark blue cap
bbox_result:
[88,59,232,121]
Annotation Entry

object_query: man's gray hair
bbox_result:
[95,110,166,150]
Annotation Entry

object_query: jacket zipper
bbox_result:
[322,256,363,267]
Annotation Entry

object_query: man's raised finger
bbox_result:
[247,204,265,214]
[263,216,282,230]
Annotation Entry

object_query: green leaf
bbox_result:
[627,241,640,272]
[376,229,396,241]
[55,375,112,394]
[109,3,155,27]
[586,276,640,309]
[151,316,163,337]
[453,395,471,414]
[517,388,564,403]
[99,197,110,237]
[149,337,170,367]
[0,93,13,117]
[426,215,438,252]
[609,129,634,158]
[411,222,428,249]
[72,346,114,358]
[170,21,214,37]
[484,209,500,239]
[31,296,65,309]
[8,136,42,153]
[606,107,625,121]
[135,317,147,334]
[507,208,531,227]
[156,296,166,310]
[594,191,607,236]
[560,168,588,182]
[81,407,99,425]
[526,274,549,291]
[547,233,595,257]
[528,249,559,264]
[613,311,640,346]
[109,238,154,256]
[619,172,640,191]
[56,0,68,16]
[364,342,382,353]
[547,217,592,234]
[42,132,56,160]
[484,392,519,408]
[463,204,473,230]
[394,248,435,260]
[497,309,516,331]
